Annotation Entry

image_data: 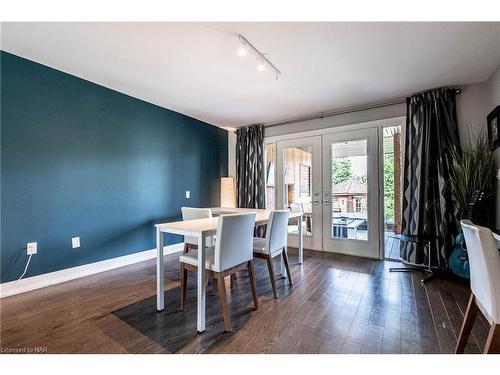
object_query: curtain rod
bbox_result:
[264,98,405,128]
[262,88,462,129]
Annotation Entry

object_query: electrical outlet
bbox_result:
[72,237,80,249]
[185,191,190,199]
[27,242,37,255]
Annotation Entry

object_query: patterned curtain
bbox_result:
[401,88,462,270]
[236,124,265,209]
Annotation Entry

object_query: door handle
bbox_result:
[312,199,321,204]
[323,200,331,204]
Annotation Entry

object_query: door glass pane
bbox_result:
[331,139,368,241]
[265,143,276,210]
[283,146,313,236]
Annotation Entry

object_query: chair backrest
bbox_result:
[181,207,212,245]
[301,202,312,214]
[213,213,256,273]
[181,207,212,221]
[265,210,290,254]
[461,220,500,323]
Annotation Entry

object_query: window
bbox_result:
[354,196,363,212]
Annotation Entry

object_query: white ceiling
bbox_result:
[2,22,500,128]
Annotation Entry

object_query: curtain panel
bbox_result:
[401,88,462,270]
[236,124,265,209]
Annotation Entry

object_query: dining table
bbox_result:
[154,207,304,332]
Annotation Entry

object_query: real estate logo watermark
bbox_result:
[1,346,48,354]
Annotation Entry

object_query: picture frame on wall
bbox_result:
[487,105,500,150]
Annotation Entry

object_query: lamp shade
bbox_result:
[220,177,236,208]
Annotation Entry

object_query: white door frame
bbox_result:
[264,116,405,260]
[322,128,379,258]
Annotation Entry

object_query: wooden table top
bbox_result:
[155,207,301,236]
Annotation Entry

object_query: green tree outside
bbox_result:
[331,154,396,222]
[332,158,352,185]
[384,153,395,222]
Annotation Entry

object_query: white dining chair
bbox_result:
[456,220,500,354]
[179,212,258,332]
[181,207,213,254]
[253,210,292,299]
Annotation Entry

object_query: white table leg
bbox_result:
[197,233,207,332]
[298,214,304,264]
[156,227,165,311]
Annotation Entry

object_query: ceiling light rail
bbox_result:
[238,34,281,80]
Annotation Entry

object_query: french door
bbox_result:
[321,128,380,258]
[276,136,323,250]
[274,128,381,259]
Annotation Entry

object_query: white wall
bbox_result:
[457,66,500,148]
[457,65,500,148]
[458,65,500,228]
[489,65,500,108]
[227,130,237,178]
[457,81,491,148]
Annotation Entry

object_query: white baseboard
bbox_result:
[0,243,184,299]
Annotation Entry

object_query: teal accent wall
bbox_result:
[0,51,228,283]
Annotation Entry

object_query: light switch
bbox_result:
[185,191,190,199]
[72,237,80,249]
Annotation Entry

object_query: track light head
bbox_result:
[238,45,247,57]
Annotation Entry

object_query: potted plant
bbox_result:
[448,130,497,278]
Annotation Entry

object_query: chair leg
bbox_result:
[180,263,188,310]
[282,250,293,285]
[204,272,210,289]
[455,292,479,353]
[217,274,231,332]
[266,255,278,299]
[247,260,259,310]
[212,276,218,295]
[484,324,500,354]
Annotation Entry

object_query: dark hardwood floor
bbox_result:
[0,250,490,354]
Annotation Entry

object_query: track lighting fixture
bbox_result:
[237,34,281,80]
